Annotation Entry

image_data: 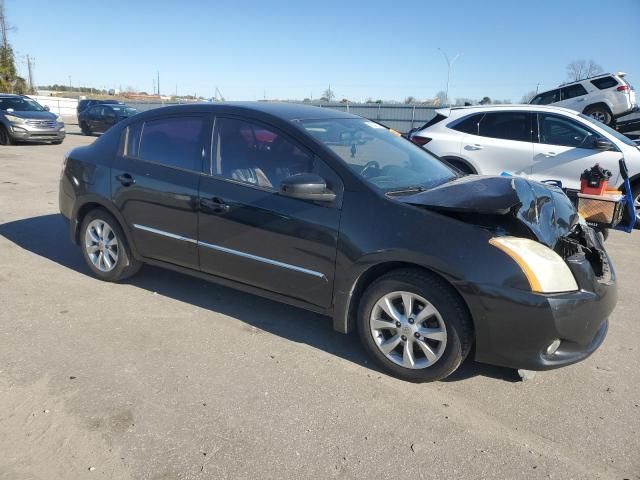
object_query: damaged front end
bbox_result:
[397,175,610,282]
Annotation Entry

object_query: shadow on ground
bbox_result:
[0,213,518,383]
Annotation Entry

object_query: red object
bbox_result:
[617,85,630,92]
[580,164,611,195]
[411,136,431,146]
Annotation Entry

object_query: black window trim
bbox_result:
[119,113,211,175]
[446,113,485,135]
[448,110,536,142]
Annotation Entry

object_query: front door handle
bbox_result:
[543,152,557,157]
[115,173,135,186]
[465,144,483,151]
[200,197,230,213]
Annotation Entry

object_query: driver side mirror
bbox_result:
[593,138,613,150]
[279,173,336,202]
[43,105,50,111]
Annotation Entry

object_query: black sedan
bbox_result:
[58,102,616,382]
[78,103,137,135]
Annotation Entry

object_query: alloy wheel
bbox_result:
[369,291,447,369]
[84,219,119,272]
[590,111,607,123]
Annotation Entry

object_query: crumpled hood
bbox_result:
[397,175,579,248]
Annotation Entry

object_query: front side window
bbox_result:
[538,114,596,148]
[213,117,313,188]
[591,76,618,90]
[137,116,206,171]
[561,84,588,100]
[478,112,532,142]
[301,118,455,192]
[0,96,46,112]
[530,89,560,105]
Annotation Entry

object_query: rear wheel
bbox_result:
[80,209,142,281]
[357,269,473,382]
[445,157,476,175]
[0,125,14,145]
[584,105,612,125]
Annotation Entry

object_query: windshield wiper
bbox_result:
[386,185,426,196]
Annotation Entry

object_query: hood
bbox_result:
[397,175,579,248]
[3,110,57,120]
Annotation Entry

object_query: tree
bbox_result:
[320,87,335,102]
[404,96,417,104]
[521,90,537,103]
[0,1,26,94]
[435,90,448,106]
[455,97,475,106]
[479,96,492,105]
[566,59,603,82]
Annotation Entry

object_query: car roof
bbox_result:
[135,101,360,122]
[436,104,582,117]
[0,94,25,98]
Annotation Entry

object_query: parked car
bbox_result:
[78,104,138,135]
[410,104,640,225]
[77,98,124,116]
[0,94,65,145]
[529,72,637,125]
[59,103,616,382]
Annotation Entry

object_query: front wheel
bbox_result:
[357,269,473,382]
[80,209,142,281]
[0,125,15,145]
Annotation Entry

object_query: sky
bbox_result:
[6,0,640,102]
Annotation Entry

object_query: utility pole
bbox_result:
[68,75,72,92]
[535,82,541,94]
[157,71,160,96]
[438,48,461,108]
[26,54,35,93]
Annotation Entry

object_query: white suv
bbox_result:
[530,72,637,126]
[409,105,640,220]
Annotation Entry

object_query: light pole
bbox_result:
[438,48,460,107]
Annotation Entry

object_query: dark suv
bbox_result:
[77,99,124,116]
[58,103,616,382]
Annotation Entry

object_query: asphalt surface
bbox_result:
[1,122,639,480]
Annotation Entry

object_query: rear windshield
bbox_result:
[591,76,619,90]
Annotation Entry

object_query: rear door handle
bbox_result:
[115,173,135,186]
[466,144,483,151]
[200,197,230,213]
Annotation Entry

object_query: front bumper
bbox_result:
[9,123,66,143]
[462,243,617,371]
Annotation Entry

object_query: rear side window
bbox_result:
[450,113,483,135]
[478,112,532,142]
[530,89,560,105]
[561,84,588,100]
[591,76,618,90]
[134,116,206,171]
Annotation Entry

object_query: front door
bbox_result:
[111,114,210,269]
[530,113,621,190]
[197,116,342,308]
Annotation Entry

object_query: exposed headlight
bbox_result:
[5,114,25,124]
[489,237,578,293]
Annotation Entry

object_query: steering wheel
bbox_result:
[360,160,380,178]
[577,133,593,148]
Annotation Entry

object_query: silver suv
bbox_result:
[530,72,637,126]
[0,94,65,145]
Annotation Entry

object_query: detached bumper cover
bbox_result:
[461,250,616,371]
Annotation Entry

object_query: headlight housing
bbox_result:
[5,114,25,124]
[489,236,578,293]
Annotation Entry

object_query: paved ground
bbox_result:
[1,125,639,480]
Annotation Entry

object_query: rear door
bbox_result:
[530,113,621,189]
[111,114,210,269]
[197,115,342,308]
[558,84,589,112]
[460,111,534,176]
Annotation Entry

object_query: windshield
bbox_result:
[579,113,637,147]
[300,118,456,192]
[0,97,46,112]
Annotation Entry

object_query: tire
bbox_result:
[51,140,63,145]
[80,122,92,136]
[80,209,142,282]
[584,105,612,125]
[357,268,473,382]
[632,182,640,230]
[445,157,476,175]
[0,125,15,145]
